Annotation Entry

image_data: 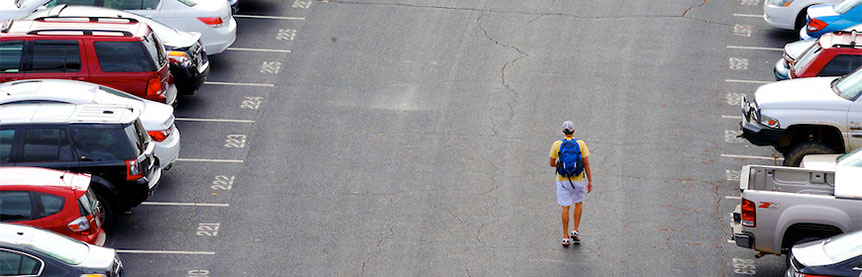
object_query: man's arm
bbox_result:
[549,157,556,167]
[584,156,593,192]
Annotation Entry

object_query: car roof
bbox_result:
[0,167,90,191]
[0,103,139,125]
[1,17,150,38]
[0,223,36,248]
[819,31,862,50]
[0,79,100,103]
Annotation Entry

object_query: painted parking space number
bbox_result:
[188,270,209,277]
[292,0,311,8]
[241,96,263,109]
[212,175,235,190]
[733,25,753,37]
[740,0,758,5]
[260,61,281,74]
[732,258,756,275]
[197,223,220,237]
[726,169,740,182]
[225,134,247,148]
[725,130,744,143]
[277,29,297,41]
[729,58,749,70]
[726,93,745,105]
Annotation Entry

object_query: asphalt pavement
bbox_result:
[105,0,804,275]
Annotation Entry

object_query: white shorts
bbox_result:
[556,180,586,206]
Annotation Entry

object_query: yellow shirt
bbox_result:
[549,137,590,181]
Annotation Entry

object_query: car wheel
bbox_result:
[95,193,116,231]
[794,8,810,31]
[782,142,836,166]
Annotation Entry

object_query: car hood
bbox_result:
[163,31,200,50]
[808,3,840,19]
[793,240,834,267]
[755,77,851,110]
[0,7,28,21]
[785,39,816,61]
[800,154,840,171]
[78,245,115,269]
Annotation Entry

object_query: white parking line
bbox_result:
[722,115,743,119]
[227,47,292,54]
[721,154,784,161]
[204,81,275,87]
[176,158,244,163]
[233,15,305,20]
[726,45,783,51]
[116,250,216,255]
[175,118,255,123]
[733,13,763,18]
[725,195,741,200]
[725,79,771,84]
[727,240,736,244]
[141,202,230,207]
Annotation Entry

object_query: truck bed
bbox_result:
[741,165,834,195]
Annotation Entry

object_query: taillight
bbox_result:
[198,17,224,28]
[68,216,92,235]
[148,127,172,142]
[807,18,827,32]
[741,198,756,227]
[146,77,163,96]
[167,50,191,66]
[126,157,144,180]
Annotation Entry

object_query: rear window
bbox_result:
[44,0,98,8]
[29,41,81,73]
[94,41,155,72]
[0,129,13,163]
[126,120,148,155]
[102,0,159,10]
[78,189,97,216]
[177,0,197,6]
[142,32,166,69]
[70,125,137,161]
[0,191,32,221]
[793,44,822,73]
[0,41,23,73]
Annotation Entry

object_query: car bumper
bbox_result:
[171,61,209,95]
[763,2,796,30]
[117,167,161,209]
[75,227,107,246]
[799,27,814,40]
[153,125,180,170]
[202,17,237,55]
[774,58,791,81]
[731,205,754,248]
[741,120,784,146]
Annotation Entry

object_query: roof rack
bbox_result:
[32,16,138,24]
[0,21,11,33]
[829,30,860,48]
[26,29,132,36]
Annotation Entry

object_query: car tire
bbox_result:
[782,142,837,166]
[95,193,116,231]
[794,8,809,31]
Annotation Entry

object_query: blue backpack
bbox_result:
[556,139,584,181]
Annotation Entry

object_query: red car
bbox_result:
[0,17,177,105]
[789,30,862,79]
[0,167,106,246]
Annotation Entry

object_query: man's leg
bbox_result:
[561,206,570,238]
[572,203,583,232]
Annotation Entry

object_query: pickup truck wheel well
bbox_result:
[778,125,844,153]
[781,223,843,252]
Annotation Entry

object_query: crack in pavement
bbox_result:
[325,0,735,27]
[712,180,728,277]
[359,197,397,276]
[682,0,708,17]
[476,14,528,135]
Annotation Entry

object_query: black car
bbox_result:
[28,5,210,95]
[0,223,123,276]
[786,230,862,277]
[0,103,161,227]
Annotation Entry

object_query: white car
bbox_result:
[763,0,842,30]
[0,79,180,170]
[0,0,236,54]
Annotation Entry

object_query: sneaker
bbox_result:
[570,230,580,244]
[561,238,571,247]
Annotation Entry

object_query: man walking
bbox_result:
[549,121,592,247]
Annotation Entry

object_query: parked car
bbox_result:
[0,223,123,276]
[740,66,862,166]
[228,0,237,13]
[764,0,843,31]
[730,149,862,258]
[0,17,178,105]
[0,79,179,170]
[27,5,210,95]
[0,103,162,225]
[13,0,238,54]
[0,167,106,245]
[801,0,862,39]
[774,30,862,81]
[786,231,862,277]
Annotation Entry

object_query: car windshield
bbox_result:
[837,148,862,166]
[823,231,862,262]
[834,0,862,13]
[177,0,197,6]
[15,0,44,8]
[793,43,822,73]
[833,67,862,100]
[28,229,89,265]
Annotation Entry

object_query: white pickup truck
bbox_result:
[730,150,862,258]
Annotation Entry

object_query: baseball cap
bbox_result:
[562,121,575,132]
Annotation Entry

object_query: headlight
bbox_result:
[768,0,793,7]
[759,113,780,128]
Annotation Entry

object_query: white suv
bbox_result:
[0,79,179,170]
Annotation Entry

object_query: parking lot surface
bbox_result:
[106,0,800,275]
